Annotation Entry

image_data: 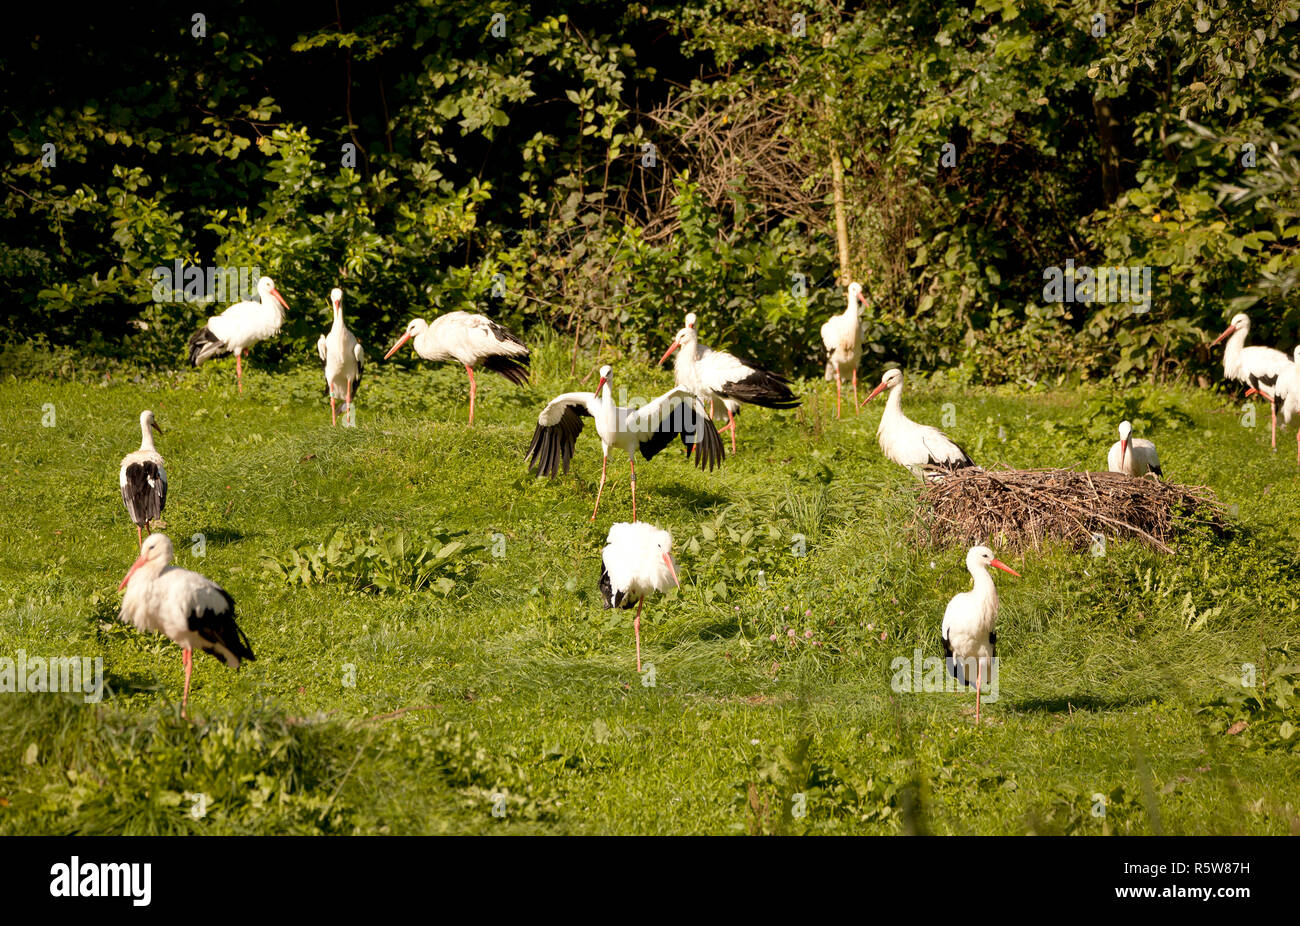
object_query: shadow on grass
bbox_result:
[193,527,248,545]
[1007,693,1159,714]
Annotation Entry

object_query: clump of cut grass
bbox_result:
[914,467,1229,553]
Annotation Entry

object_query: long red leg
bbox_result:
[466,365,477,426]
[634,597,644,673]
[236,352,243,395]
[137,525,143,549]
[852,369,859,416]
[834,370,842,419]
[591,451,609,521]
[1271,397,1278,450]
[725,405,737,454]
[975,658,982,725]
[330,394,337,426]
[629,455,637,523]
[182,648,193,720]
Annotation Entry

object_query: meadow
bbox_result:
[1,337,1298,835]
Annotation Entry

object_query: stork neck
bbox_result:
[329,304,345,334]
[968,563,997,599]
[139,419,156,453]
[884,383,904,417]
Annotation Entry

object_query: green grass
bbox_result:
[2,336,1299,834]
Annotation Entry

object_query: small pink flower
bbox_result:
[880,631,888,641]
[769,633,778,642]
[804,609,811,616]
[787,628,796,637]
[813,641,822,647]
[804,629,813,638]
[867,623,875,631]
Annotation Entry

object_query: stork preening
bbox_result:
[526,364,725,521]
[941,545,1019,725]
[861,368,975,478]
[1107,420,1162,478]
[118,534,255,719]
[188,275,289,393]
[1210,312,1294,450]
[600,521,680,672]
[821,281,868,418]
[119,410,167,548]
[383,312,530,425]
[658,312,799,453]
[317,287,365,426]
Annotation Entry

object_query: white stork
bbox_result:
[942,545,1019,725]
[1279,347,1300,464]
[118,534,256,719]
[861,368,975,478]
[658,312,799,453]
[383,312,530,425]
[600,521,680,672]
[188,275,290,393]
[821,281,868,418]
[317,287,365,426]
[526,364,725,521]
[119,409,167,548]
[1107,420,1162,478]
[1210,312,1294,450]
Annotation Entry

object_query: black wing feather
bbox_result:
[188,587,256,666]
[638,399,725,470]
[720,366,800,409]
[121,461,167,527]
[482,351,531,385]
[526,404,589,477]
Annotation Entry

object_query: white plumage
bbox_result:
[1211,312,1294,450]
[526,364,725,521]
[118,534,256,718]
[820,281,868,417]
[600,521,680,672]
[188,275,289,393]
[119,409,167,548]
[862,368,974,478]
[941,545,1019,724]
[659,312,798,453]
[316,287,365,425]
[383,312,530,425]
[1107,420,1162,478]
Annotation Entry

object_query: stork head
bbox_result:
[258,276,291,311]
[119,533,175,590]
[658,325,698,365]
[862,367,903,407]
[1117,419,1133,464]
[596,364,613,395]
[330,288,344,311]
[140,409,162,436]
[847,281,868,309]
[1211,312,1250,347]
[384,318,428,359]
[967,545,1020,578]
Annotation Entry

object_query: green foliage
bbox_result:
[1198,648,1300,754]
[263,527,483,595]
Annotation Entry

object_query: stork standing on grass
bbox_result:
[118,534,255,719]
[658,312,799,453]
[526,364,725,521]
[1107,420,1162,478]
[383,312,530,425]
[600,521,680,672]
[1210,312,1294,450]
[119,410,167,548]
[860,368,975,478]
[821,281,869,418]
[188,276,289,393]
[317,288,365,426]
[942,545,1019,725]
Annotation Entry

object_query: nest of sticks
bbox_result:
[914,467,1230,553]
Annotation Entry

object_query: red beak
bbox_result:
[150,420,163,435]
[658,341,680,365]
[595,376,608,395]
[1120,438,1128,465]
[1210,324,1237,347]
[859,379,889,410]
[271,288,290,311]
[662,552,680,587]
[384,332,412,360]
[857,291,869,309]
[118,554,148,591]
[990,558,1021,578]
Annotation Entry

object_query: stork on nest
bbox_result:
[913,467,1229,553]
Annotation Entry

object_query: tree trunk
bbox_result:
[1093,95,1122,204]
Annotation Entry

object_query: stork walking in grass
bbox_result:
[188,276,289,393]
[120,410,167,548]
[942,545,1019,725]
[821,280,869,418]
[526,364,725,521]
[317,287,365,426]
[600,521,680,672]
[861,368,975,478]
[1210,312,1294,450]
[118,534,255,719]
[383,312,530,425]
[659,311,799,453]
[1107,420,1162,478]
